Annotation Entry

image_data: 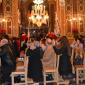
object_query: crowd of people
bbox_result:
[0,32,85,85]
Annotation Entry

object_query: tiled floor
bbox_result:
[1,76,85,85]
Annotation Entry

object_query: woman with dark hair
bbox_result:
[54,36,72,78]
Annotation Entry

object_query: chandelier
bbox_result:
[33,0,44,4]
[59,0,65,6]
[29,0,49,27]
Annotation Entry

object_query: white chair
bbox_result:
[71,48,75,74]
[76,50,85,85]
[76,66,85,85]
[43,53,60,85]
[71,48,84,73]
[11,56,33,85]
[43,52,69,85]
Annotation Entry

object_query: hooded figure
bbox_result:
[0,38,16,84]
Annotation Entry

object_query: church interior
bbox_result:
[0,0,85,38]
[0,0,85,85]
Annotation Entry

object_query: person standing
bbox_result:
[26,39,43,84]
[0,38,16,85]
[54,36,72,78]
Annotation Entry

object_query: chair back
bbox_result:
[72,48,84,65]
[83,51,85,65]
[24,56,29,77]
[56,55,60,71]
[42,46,60,71]
[42,46,57,69]
[71,48,75,65]
[75,48,83,58]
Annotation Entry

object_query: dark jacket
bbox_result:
[54,36,72,76]
[0,44,16,82]
[26,47,43,82]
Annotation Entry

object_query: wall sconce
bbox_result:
[78,17,82,21]
[2,19,7,22]
[68,17,82,21]
[72,18,76,21]
[59,0,65,6]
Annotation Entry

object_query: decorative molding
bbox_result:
[6,17,12,34]
[3,0,12,16]
[77,0,84,13]
[65,0,85,36]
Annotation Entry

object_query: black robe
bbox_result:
[26,47,43,82]
[54,44,72,76]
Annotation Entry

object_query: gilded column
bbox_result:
[54,0,66,36]
[12,0,19,37]
[58,0,66,36]
[48,0,56,32]
[55,0,61,35]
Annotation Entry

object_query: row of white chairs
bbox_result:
[11,54,69,85]
[10,47,85,85]
[11,47,85,85]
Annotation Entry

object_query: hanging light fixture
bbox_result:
[29,0,49,27]
[33,0,44,4]
[59,0,65,6]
